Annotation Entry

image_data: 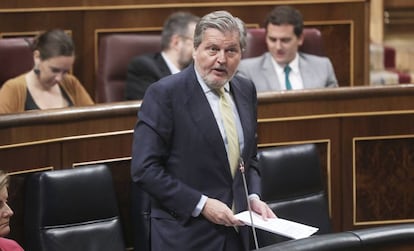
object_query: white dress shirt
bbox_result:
[161,52,180,74]
[271,53,304,90]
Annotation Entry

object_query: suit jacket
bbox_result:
[125,52,171,100]
[131,65,260,251]
[237,52,338,92]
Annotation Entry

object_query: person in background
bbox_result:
[131,10,275,251]
[237,5,338,91]
[0,29,94,114]
[125,11,200,100]
[0,170,24,251]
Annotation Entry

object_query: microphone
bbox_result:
[239,158,259,250]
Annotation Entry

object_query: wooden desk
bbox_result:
[257,85,414,232]
[1,85,414,248]
[0,101,140,249]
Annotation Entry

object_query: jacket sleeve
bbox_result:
[125,56,166,100]
[62,75,94,106]
[130,83,202,224]
[0,75,27,114]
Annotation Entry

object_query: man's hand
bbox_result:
[201,198,243,227]
[250,197,276,220]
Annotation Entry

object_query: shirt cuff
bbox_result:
[192,195,208,217]
[248,193,260,201]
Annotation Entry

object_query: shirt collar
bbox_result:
[271,52,300,74]
[161,52,180,74]
[288,53,300,73]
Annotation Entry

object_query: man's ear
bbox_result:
[170,34,181,49]
[297,33,305,46]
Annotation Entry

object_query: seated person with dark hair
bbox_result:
[0,29,94,114]
[237,5,338,91]
[125,12,200,100]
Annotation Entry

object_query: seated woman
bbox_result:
[0,29,94,114]
[0,170,24,251]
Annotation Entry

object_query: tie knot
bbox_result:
[216,87,226,97]
[284,65,291,74]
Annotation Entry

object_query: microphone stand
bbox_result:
[239,158,259,250]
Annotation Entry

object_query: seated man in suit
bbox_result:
[237,5,338,92]
[125,12,200,100]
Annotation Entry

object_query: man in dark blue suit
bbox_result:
[131,10,275,251]
[125,12,200,100]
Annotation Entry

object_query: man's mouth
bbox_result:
[212,67,227,75]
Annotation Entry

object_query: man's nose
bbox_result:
[217,50,227,64]
[275,40,283,50]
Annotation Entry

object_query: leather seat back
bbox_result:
[0,37,34,87]
[96,33,161,102]
[257,223,414,250]
[24,165,126,251]
[256,232,360,251]
[256,144,332,246]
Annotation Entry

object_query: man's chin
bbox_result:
[204,75,229,88]
[275,59,287,65]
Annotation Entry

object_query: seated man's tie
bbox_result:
[284,65,292,90]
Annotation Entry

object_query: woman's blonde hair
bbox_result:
[0,170,9,190]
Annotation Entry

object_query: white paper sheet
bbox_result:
[235,211,319,240]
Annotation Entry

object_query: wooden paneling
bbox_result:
[384,0,414,35]
[0,102,138,249]
[0,0,369,101]
[258,85,414,232]
[342,114,414,230]
[354,137,414,224]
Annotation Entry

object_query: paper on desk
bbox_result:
[235,211,319,240]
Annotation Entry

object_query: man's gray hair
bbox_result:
[161,12,200,50]
[194,10,246,51]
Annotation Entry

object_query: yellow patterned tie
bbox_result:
[217,87,240,177]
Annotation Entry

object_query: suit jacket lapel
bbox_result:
[230,78,253,163]
[182,67,254,179]
[298,54,315,89]
[183,68,229,166]
[154,52,173,77]
[261,53,282,90]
